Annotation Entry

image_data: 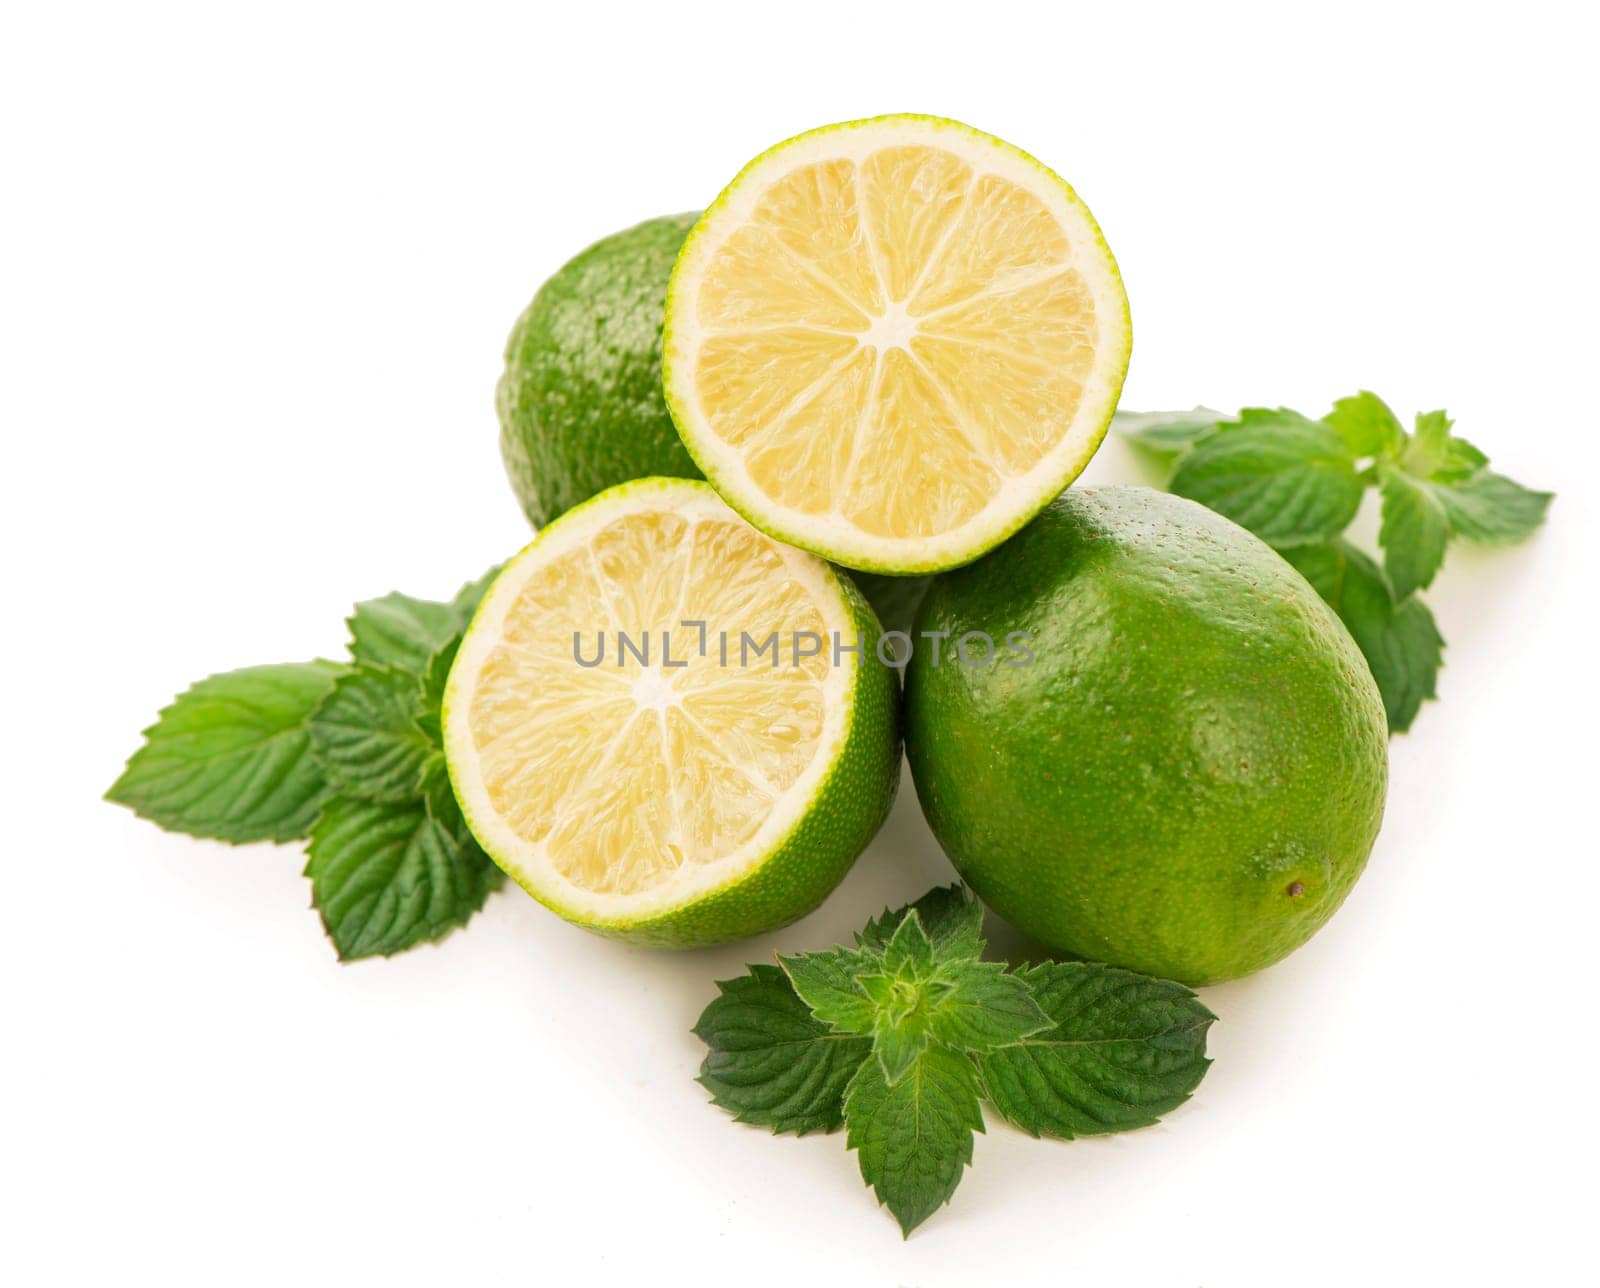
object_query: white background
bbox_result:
[5,3,1597,1285]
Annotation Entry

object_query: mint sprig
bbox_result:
[694,886,1214,1237]
[1120,394,1552,732]
[107,567,504,960]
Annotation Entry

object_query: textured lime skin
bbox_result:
[497,214,704,528]
[447,479,902,950]
[905,487,1388,985]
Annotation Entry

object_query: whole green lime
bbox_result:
[494,211,926,629]
[905,486,1388,985]
[497,213,704,527]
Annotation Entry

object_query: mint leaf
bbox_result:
[415,636,461,744]
[1113,408,1226,458]
[347,593,462,672]
[415,633,466,804]
[978,963,1214,1139]
[304,795,501,960]
[107,661,346,843]
[844,1043,984,1237]
[415,747,452,816]
[694,964,871,1135]
[347,567,498,672]
[307,665,433,803]
[1168,408,1363,547]
[1404,410,1488,482]
[1436,470,1553,542]
[450,564,502,621]
[856,884,984,962]
[1325,390,1404,458]
[1377,466,1450,599]
[872,1003,933,1086]
[420,750,464,831]
[1283,541,1444,733]
[927,960,1051,1053]
[778,947,880,1034]
[881,910,936,977]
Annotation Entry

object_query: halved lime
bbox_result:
[663,114,1131,573]
[443,478,899,947]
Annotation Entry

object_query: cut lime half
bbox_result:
[663,114,1131,573]
[442,478,899,947]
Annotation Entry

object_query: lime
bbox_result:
[443,478,900,948]
[662,114,1132,574]
[498,214,703,528]
[904,486,1388,985]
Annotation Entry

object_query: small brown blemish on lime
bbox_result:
[1286,881,1305,898]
